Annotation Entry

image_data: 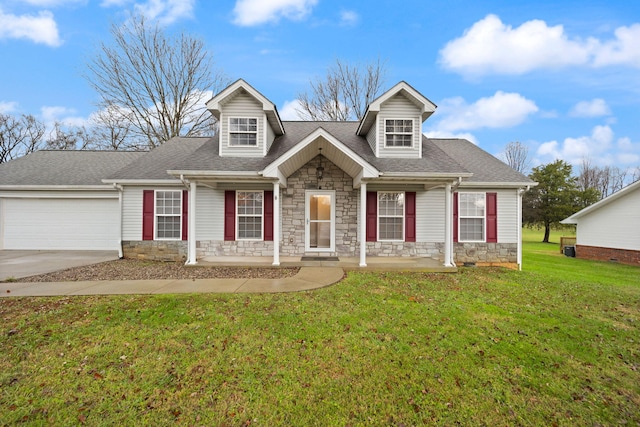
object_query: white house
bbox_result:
[0,80,535,268]
[562,179,640,266]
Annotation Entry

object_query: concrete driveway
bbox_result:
[0,250,119,281]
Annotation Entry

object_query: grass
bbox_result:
[1,230,638,426]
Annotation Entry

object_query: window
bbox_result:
[229,117,257,146]
[237,191,263,240]
[385,119,413,147]
[378,192,404,241]
[459,193,485,241]
[156,191,182,239]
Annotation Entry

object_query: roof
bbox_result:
[0,150,144,186]
[431,139,535,185]
[562,179,640,224]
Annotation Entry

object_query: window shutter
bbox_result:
[405,192,416,242]
[366,192,377,242]
[142,190,154,241]
[453,192,459,243]
[181,190,188,241]
[263,190,273,241]
[486,192,498,243]
[224,190,236,241]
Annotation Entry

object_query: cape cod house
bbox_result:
[0,80,535,268]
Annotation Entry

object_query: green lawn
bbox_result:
[1,231,639,426]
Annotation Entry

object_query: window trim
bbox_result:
[377,191,405,242]
[228,117,258,147]
[236,190,264,241]
[458,192,486,242]
[154,190,182,241]
[384,118,414,148]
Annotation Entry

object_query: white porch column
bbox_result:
[186,181,197,265]
[359,181,367,267]
[517,187,524,271]
[272,182,280,266]
[444,182,453,267]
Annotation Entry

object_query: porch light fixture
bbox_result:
[316,147,324,181]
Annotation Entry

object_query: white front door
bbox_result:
[305,190,335,252]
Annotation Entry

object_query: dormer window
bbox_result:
[230,117,257,146]
[385,119,413,147]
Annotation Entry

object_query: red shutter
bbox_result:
[453,192,459,243]
[224,190,236,241]
[405,192,416,242]
[182,190,188,241]
[486,192,497,243]
[366,192,377,242]
[263,190,273,241]
[142,190,154,240]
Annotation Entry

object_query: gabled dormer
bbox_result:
[206,79,285,157]
[357,81,436,159]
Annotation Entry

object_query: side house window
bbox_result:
[224,190,274,242]
[229,117,257,146]
[142,189,187,241]
[378,192,404,241]
[237,191,263,240]
[385,119,413,147]
[454,192,497,243]
[366,191,416,243]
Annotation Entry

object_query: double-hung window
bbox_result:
[229,117,257,146]
[237,191,263,240]
[156,191,182,239]
[378,192,404,241]
[385,119,413,147]
[459,193,485,241]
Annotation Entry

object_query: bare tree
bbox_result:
[45,122,95,151]
[85,15,227,149]
[89,105,139,150]
[577,157,629,199]
[0,113,45,163]
[500,141,531,174]
[297,58,387,121]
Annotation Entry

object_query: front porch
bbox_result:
[197,255,458,273]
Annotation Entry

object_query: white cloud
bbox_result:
[0,101,18,114]
[339,10,359,26]
[536,125,616,165]
[439,14,640,77]
[101,0,195,25]
[279,99,303,120]
[431,91,538,132]
[41,106,87,127]
[569,98,611,117]
[232,0,318,26]
[0,8,62,46]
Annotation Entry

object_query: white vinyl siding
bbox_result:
[497,190,518,243]
[416,189,445,242]
[122,187,143,241]
[576,187,640,251]
[1,194,119,250]
[219,91,266,157]
[196,187,223,241]
[376,93,421,159]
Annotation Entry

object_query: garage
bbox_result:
[1,196,120,250]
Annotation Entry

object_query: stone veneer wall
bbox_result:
[454,243,517,264]
[576,244,640,266]
[365,242,444,261]
[122,240,187,262]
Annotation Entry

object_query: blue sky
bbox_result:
[1,0,640,173]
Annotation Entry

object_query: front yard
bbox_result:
[1,229,638,425]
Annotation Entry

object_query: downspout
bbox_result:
[113,183,124,258]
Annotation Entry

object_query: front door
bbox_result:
[305,190,335,252]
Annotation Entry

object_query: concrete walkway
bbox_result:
[0,267,345,297]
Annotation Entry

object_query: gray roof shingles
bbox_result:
[0,150,145,186]
[1,122,533,186]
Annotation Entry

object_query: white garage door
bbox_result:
[2,198,119,250]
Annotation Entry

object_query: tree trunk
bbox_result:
[543,222,551,243]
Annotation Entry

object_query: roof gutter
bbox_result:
[0,185,119,191]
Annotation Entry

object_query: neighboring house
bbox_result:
[0,79,535,268]
[561,179,640,266]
